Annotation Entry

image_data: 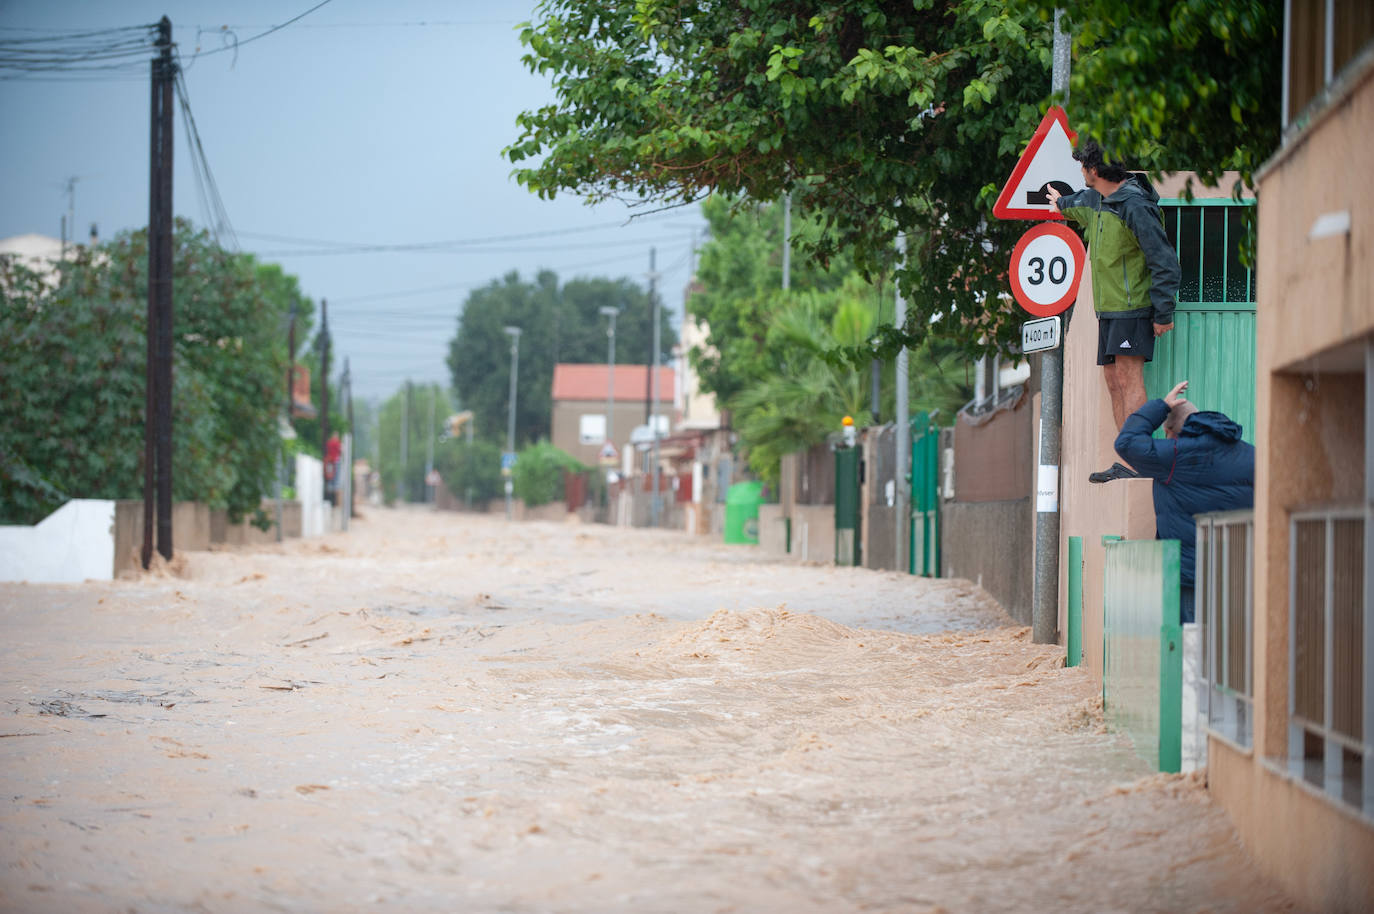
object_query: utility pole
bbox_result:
[1033,10,1072,646]
[503,327,522,520]
[647,249,662,527]
[319,298,331,514]
[400,381,410,503]
[425,383,436,503]
[60,176,80,259]
[782,192,791,291]
[142,16,174,568]
[600,305,619,450]
[894,231,909,574]
[277,298,298,545]
[644,248,656,425]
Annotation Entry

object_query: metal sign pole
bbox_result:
[1032,10,1071,645]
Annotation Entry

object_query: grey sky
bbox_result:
[0,1,707,401]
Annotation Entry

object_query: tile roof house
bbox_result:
[550,364,675,467]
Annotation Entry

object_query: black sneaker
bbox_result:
[1088,462,1140,484]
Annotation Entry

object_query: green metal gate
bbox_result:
[909,411,941,577]
[1145,199,1256,441]
[834,445,861,566]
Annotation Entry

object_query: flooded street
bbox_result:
[1,507,1299,913]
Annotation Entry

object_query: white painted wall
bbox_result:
[296,453,327,537]
[0,499,115,583]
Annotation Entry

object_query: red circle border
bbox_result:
[1008,222,1086,318]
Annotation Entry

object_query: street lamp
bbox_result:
[503,326,522,519]
[598,306,619,452]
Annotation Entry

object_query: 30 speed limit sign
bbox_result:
[1008,222,1086,317]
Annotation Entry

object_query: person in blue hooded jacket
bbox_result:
[1114,380,1255,624]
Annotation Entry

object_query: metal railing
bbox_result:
[1197,510,1254,749]
[1288,505,1372,818]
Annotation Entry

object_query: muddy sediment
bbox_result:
[0,507,1299,912]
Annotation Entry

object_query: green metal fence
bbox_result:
[1145,199,1257,443]
[1103,537,1183,773]
[909,411,941,577]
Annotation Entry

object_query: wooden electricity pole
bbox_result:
[143,15,174,568]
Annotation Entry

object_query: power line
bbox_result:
[180,0,336,63]
[236,213,702,255]
[173,60,237,250]
[0,23,157,75]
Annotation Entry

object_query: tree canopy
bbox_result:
[508,0,1281,359]
[0,221,306,525]
[446,270,676,447]
[1039,0,1280,193]
[689,196,971,480]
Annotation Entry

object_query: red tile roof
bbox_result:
[551,364,675,403]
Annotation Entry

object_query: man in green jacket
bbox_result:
[1047,140,1182,483]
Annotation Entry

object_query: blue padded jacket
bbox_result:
[1114,399,1255,588]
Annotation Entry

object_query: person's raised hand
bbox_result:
[1165,380,1189,408]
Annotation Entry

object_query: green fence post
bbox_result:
[1067,536,1083,667]
[1158,539,1183,773]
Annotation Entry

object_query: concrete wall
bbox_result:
[0,499,116,583]
[1211,52,1374,913]
[943,393,1037,624]
[297,453,328,537]
[758,503,788,555]
[210,501,302,545]
[943,499,1035,625]
[112,501,211,578]
[788,504,834,564]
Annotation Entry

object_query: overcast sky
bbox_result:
[0,0,708,401]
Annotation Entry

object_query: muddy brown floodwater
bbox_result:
[1,506,1301,913]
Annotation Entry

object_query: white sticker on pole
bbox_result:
[1037,465,1059,513]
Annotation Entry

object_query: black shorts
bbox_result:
[1097,316,1156,365]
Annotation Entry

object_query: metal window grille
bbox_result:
[1160,200,1257,307]
[1197,510,1254,748]
[1288,505,1371,818]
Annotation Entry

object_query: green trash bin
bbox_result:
[723,481,765,544]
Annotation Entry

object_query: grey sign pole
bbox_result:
[1032,10,1071,645]
[894,230,909,574]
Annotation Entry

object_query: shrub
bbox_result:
[434,438,503,505]
[511,440,585,507]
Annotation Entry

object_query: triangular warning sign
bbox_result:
[993,107,1083,221]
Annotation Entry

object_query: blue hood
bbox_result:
[1180,410,1244,443]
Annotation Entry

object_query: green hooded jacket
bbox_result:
[1055,174,1181,323]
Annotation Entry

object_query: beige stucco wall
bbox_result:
[1214,52,1374,914]
[1210,740,1374,911]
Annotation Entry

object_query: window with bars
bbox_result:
[1198,511,1254,749]
[1289,507,1370,817]
[1160,201,1256,307]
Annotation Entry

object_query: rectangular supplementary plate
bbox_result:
[1020,315,1061,354]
